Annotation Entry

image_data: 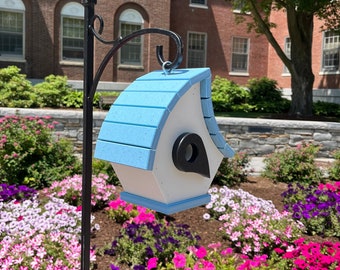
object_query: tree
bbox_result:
[230,0,340,116]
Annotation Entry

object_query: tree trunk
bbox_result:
[287,10,315,117]
[289,68,314,117]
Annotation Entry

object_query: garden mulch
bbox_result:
[90,172,338,270]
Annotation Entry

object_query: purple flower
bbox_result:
[110,264,120,270]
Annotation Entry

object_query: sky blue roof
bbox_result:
[94,68,234,170]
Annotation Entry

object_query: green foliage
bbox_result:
[62,90,83,108]
[0,66,37,108]
[262,143,323,184]
[33,75,72,107]
[0,115,81,188]
[247,77,290,113]
[313,101,340,117]
[328,150,340,180]
[92,158,121,186]
[213,152,251,187]
[211,76,251,112]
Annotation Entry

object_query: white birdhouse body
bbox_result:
[94,68,234,214]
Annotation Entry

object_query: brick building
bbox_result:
[0,0,339,99]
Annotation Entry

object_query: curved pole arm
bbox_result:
[88,17,184,100]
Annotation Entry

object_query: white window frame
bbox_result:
[283,37,291,75]
[61,2,84,64]
[233,0,251,14]
[321,30,340,74]
[230,36,249,75]
[118,9,143,67]
[189,0,208,9]
[0,0,25,61]
[187,31,207,68]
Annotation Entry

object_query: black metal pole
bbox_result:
[81,0,95,269]
[80,1,183,268]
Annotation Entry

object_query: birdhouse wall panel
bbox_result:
[104,105,169,128]
[151,83,224,203]
[114,91,179,109]
[112,163,167,202]
[98,122,158,149]
[94,140,155,170]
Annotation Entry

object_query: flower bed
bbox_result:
[1,174,340,269]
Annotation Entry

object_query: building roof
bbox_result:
[94,68,234,170]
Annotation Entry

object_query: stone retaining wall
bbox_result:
[1,108,339,158]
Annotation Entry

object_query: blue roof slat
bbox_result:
[125,80,189,92]
[105,105,169,127]
[136,68,211,82]
[98,122,158,149]
[114,91,179,109]
[221,144,235,158]
[200,76,211,98]
[200,97,215,117]
[210,133,226,148]
[94,140,155,170]
[204,116,219,135]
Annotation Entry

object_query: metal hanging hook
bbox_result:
[87,24,184,99]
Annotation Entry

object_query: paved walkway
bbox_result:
[248,157,335,176]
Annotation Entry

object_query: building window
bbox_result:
[187,32,206,68]
[233,0,249,14]
[119,9,143,66]
[231,37,249,73]
[283,37,291,74]
[190,0,207,6]
[61,2,84,62]
[322,31,339,72]
[0,0,25,59]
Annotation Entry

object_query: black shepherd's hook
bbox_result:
[88,15,184,100]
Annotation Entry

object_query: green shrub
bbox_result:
[0,115,81,188]
[213,152,251,187]
[211,76,251,112]
[247,77,290,113]
[0,66,37,108]
[92,158,120,186]
[33,75,72,107]
[63,90,83,108]
[262,143,323,184]
[328,150,340,180]
[313,101,340,117]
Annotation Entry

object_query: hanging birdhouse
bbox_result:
[94,68,234,214]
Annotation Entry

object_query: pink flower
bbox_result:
[220,247,233,256]
[208,242,221,250]
[294,258,307,269]
[195,246,207,259]
[173,251,186,268]
[194,260,215,270]
[147,257,158,270]
[274,247,284,254]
